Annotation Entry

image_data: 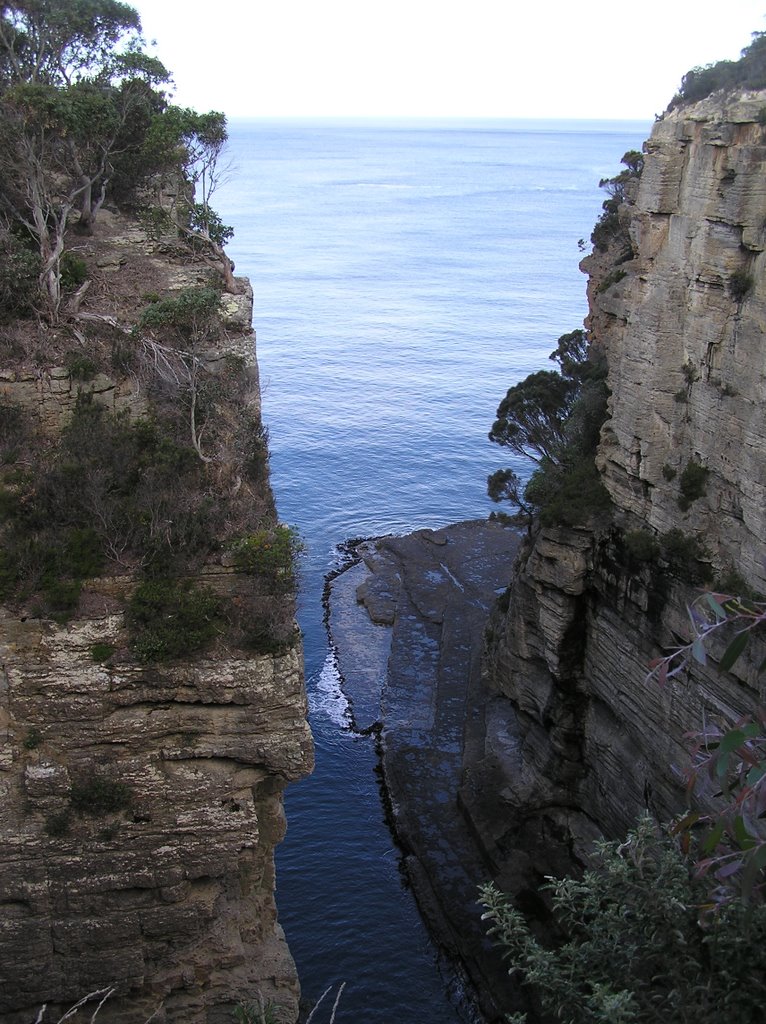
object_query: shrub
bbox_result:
[623,529,659,564]
[45,809,72,836]
[23,727,41,750]
[91,642,115,663]
[678,459,709,511]
[60,251,88,291]
[480,816,766,1024]
[660,528,710,583]
[138,285,221,337]
[662,463,677,482]
[230,525,303,592]
[0,400,27,464]
[0,231,40,319]
[127,578,221,661]
[64,351,98,381]
[729,269,754,301]
[70,776,132,815]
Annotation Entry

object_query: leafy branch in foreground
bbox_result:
[646,590,766,687]
[480,817,766,1024]
[675,711,766,908]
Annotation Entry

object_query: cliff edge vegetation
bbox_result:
[0,3,313,1022]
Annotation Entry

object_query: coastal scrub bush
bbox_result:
[488,329,611,528]
[659,528,710,583]
[0,230,39,319]
[623,529,660,564]
[70,776,132,816]
[480,816,766,1024]
[230,526,304,592]
[590,150,643,254]
[91,642,115,663]
[671,30,766,107]
[127,578,221,662]
[678,459,709,511]
[729,269,754,302]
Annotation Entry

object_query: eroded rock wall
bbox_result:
[0,220,313,1022]
[467,92,766,892]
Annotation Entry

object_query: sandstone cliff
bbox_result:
[0,213,313,1022]
[463,92,766,896]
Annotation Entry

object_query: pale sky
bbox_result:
[130,1,766,120]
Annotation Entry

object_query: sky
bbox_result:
[130,1,766,121]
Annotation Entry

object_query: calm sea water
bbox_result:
[218,118,649,1022]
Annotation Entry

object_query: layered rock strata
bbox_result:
[0,214,313,1023]
[465,92,766,896]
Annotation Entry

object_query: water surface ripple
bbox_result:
[218,118,648,1022]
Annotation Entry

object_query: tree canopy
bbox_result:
[488,329,610,528]
[0,0,234,322]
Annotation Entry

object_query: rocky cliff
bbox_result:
[463,91,766,895]
[0,212,313,1022]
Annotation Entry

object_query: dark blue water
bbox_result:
[217,119,649,1021]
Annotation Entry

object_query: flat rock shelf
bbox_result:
[327,519,522,1021]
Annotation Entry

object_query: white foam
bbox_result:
[309,651,352,727]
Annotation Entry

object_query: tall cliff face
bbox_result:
[464,92,766,892]
[0,212,313,1023]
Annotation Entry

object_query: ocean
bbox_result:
[217,118,649,1022]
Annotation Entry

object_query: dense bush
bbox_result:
[729,269,754,301]
[0,230,40,319]
[671,31,766,107]
[677,459,709,512]
[70,776,133,816]
[480,816,766,1024]
[127,578,221,662]
[230,525,303,593]
[591,150,643,255]
[660,528,710,584]
[488,329,611,528]
[623,529,660,564]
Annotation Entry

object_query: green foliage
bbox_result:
[23,726,41,749]
[233,998,283,1024]
[661,463,676,482]
[138,285,221,340]
[127,578,221,662]
[187,201,234,248]
[672,31,766,107]
[70,775,132,815]
[91,642,115,663]
[489,369,578,464]
[729,268,754,301]
[0,397,220,611]
[137,205,174,240]
[591,151,643,254]
[480,816,766,1024]
[526,458,611,528]
[677,458,709,511]
[623,529,660,564]
[64,350,97,380]
[659,528,710,583]
[489,329,611,528]
[60,251,88,290]
[45,809,72,836]
[0,229,39,318]
[230,526,303,593]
